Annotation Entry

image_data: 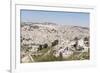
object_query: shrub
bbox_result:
[43,43,48,48]
[85,42,89,47]
[27,46,32,50]
[26,38,31,41]
[74,37,78,41]
[73,41,78,49]
[84,37,89,41]
[25,49,29,52]
[52,40,59,46]
[38,45,43,50]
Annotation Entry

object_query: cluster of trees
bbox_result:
[21,43,32,53]
[84,37,89,47]
[51,40,59,46]
[72,36,89,51]
[84,37,89,41]
[21,37,31,42]
[38,40,59,51]
[38,43,48,50]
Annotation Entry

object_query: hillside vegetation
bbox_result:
[20,22,90,63]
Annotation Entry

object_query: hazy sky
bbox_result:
[21,10,89,27]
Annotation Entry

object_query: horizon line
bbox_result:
[21,21,89,28]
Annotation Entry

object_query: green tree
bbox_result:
[38,45,42,50]
[43,43,48,48]
[52,40,59,46]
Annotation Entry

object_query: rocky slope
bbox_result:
[20,22,90,63]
